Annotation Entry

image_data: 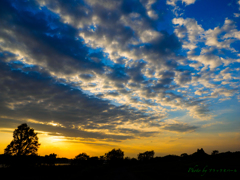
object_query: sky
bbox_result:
[0,0,240,159]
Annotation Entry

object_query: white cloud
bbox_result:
[173,18,204,50]
[173,17,240,56]
[195,90,208,96]
[141,0,159,19]
[237,95,240,102]
[204,19,240,51]
[234,13,240,17]
[140,30,162,43]
[189,47,222,69]
[1,0,239,134]
[84,0,121,9]
[182,0,196,5]
[167,0,196,6]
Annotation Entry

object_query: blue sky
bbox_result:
[0,0,239,157]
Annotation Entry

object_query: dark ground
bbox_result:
[0,159,238,180]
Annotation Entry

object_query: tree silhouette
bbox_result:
[4,123,40,156]
[99,155,106,161]
[181,153,188,157]
[137,150,154,161]
[124,156,131,161]
[72,153,89,166]
[75,153,89,160]
[45,153,57,166]
[105,148,124,161]
[211,150,219,155]
[192,148,208,157]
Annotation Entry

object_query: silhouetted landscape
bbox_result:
[0,148,239,179]
[0,124,239,179]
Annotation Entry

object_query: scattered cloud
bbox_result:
[0,0,239,143]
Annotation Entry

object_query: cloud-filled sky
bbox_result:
[0,0,239,158]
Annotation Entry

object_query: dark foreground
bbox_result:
[0,159,239,180]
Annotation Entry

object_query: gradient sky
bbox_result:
[0,0,240,159]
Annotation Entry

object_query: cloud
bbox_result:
[106,64,130,83]
[163,123,198,132]
[238,0,240,10]
[204,19,240,51]
[173,17,240,71]
[234,13,240,17]
[0,60,157,141]
[167,0,196,6]
[141,0,159,19]
[174,70,192,85]
[173,17,204,50]
[79,73,96,81]
[0,0,106,78]
[188,47,223,69]
[195,89,209,96]
[0,0,239,143]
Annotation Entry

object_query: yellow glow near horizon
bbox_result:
[0,129,240,159]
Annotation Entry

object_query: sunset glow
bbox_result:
[0,0,240,159]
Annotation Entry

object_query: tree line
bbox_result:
[1,123,239,167]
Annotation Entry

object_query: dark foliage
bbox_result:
[211,150,219,155]
[1,138,239,179]
[105,148,124,161]
[137,150,154,161]
[71,153,90,166]
[44,153,57,166]
[4,123,40,156]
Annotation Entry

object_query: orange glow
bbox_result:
[0,130,239,159]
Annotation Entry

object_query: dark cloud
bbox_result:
[0,118,134,141]
[6,0,183,97]
[152,71,175,90]
[0,60,154,140]
[0,118,23,129]
[163,123,198,132]
[40,0,182,69]
[151,83,165,90]
[1,0,230,143]
[128,31,181,66]
[0,0,105,76]
[126,60,147,83]
[141,98,157,106]
[106,64,130,83]
[38,0,90,28]
[118,88,132,94]
[87,83,97,87]
[176,70,192,84]
[106,91,119,97]
[141,86,157,98]
[128,83,141,88]
[117,128,158,137]
[79,73,95,80]
[121,0,146,15]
